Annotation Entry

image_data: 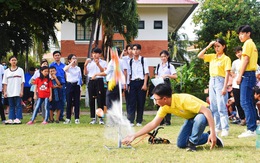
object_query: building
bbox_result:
[60,0,198,69]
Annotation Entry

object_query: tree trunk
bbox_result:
[87,18,97,58]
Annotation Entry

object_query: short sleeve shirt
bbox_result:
[35,77,53,98]
[157,94,209,119]
[241,39,258,71]
[204,53,231,77]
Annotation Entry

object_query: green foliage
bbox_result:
[193,0,260,50]
[172,57,209,95]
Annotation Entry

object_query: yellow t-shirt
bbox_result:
[157,94,209,120]
[204,53,231,77]
[241,39,258,71]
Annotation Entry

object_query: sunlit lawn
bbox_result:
[0,111,259,163]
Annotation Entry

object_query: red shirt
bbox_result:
[35,77,53,98]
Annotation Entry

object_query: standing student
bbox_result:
[154,50,177,125]
[49,51,66,121]
[27,66,52,125]
[122,83,224,152]
[49,66,62,123]
[236,25,258,138]
[127,43,149,127]
[63,54,82,124]
[3,56,25,124]
[198,38,231,137]
[0,63,6,123]
[230,46,246,125]
[84,48,107,125]
[23,67,35,102]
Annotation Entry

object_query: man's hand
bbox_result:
[122,135,135,146]
[207,133,217,150]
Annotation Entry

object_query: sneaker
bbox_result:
[99,118,104,125]
[136,123,142,127]
[13,118,22,124]
[221,129,229,137]
[5,119,13,125]
[63,119,71,124]
[27,121,34,125]
[59,118,65,122]
[75,119,80,124]
[238,130,256,138]
[42,121,48,125]
[239,119,246,126]
[215,128,221,135]
[89,118,96,124]
[55,120,59,123]
[130,123,134,127]
[207,131,224,148]
[186,140,196,152]
[216,135,224,148]
[49,120,54,123]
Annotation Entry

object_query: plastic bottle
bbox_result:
[256,125,260,149]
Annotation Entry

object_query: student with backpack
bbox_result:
[127,44,149,127]
[154,50,177,125]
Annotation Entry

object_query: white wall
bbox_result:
[136,7,168,40]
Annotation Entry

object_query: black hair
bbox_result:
[67,54,75,61]
[234,46,242,53]
[254,86,260,95]
[116,47,121,56]
[29,67,35,71]
[41,59,48,66]
[39,66,49,80]
[152,83,172,98]
[133,43,141,50]
[237,25,252,35]
[53,51,61,56]
[160,50,171,63]
[215,38,227,53]
[92,47,102,54]
[49,66,56,70]
[9,55,17,61]
[126,44,132,50]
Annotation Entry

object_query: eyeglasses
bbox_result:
[154,97,163,101]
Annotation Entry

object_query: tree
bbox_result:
[193,0,260,55]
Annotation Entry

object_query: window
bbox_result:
[138,21,145,29]
[75,15,91,41]
[113,40,124,52]
[154,21,162,29]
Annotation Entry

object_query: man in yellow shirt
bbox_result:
[122,84,223,151]
[236,25,258,138]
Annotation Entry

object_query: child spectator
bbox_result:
[27,66,52,125]
[49,66,62,123]
[198,38,231,137]
[3,56,25,124]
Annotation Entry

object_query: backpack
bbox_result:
[156,62,170,75]
[130,56,149,86]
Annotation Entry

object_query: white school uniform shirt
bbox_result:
[156,62,176,77]
[231,59,241,89]
[129,56,149,80]
[2,67,25,97]
[86,59,107,78]
[104,59,127,82]
[64,66,82,83]
[0,65,4,91]
[122,55,131,84]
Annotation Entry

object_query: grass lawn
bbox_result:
[0,113,259,163]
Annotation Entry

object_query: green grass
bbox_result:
[0,114,259,163]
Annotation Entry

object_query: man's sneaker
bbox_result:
[207,131,224,148]
[13,118,22,124]
[27,121,34,125]
[136,123,142,127]
[41,121,48,125]
[99,118,104,125]
[238,130,256,138]
[130,123,135,127]
[89,118,96,124]
[216,135,224,148]
[186,140,196,152]
[75,119,80,124]
[221,129,229,137]
[5,119,13,125]
[63,119,71,124]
